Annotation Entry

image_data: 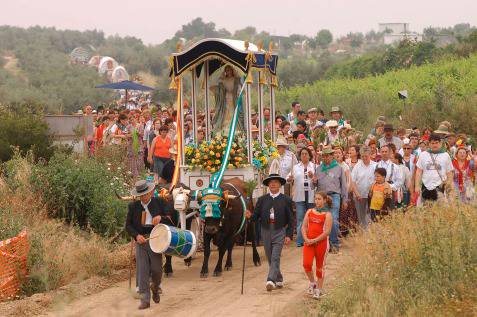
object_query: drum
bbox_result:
[149,224,197,258]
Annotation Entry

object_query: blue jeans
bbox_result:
[329,193,341,248]
[295,201,315,246]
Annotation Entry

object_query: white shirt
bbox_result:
[288,161,315,203]
[351,160,377,198]
[279,150,298,179]
[143,120,153,141]
[416,151,453,190]
[141,199,153,225]
[376,159,404,191]
[326,131,339,145]
[270,192,280,199]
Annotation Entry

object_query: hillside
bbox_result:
[276,54,477,134]
[0,21,475,114]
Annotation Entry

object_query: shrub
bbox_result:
[31,153,128,237]
[0,105,54,162]
[310,203,477,316]
[0,155,130,296]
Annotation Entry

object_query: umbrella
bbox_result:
[95,80,155,107]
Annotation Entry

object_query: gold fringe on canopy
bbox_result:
[245,51,256,85]
[169,55,178,90]
[259,70,268,85]
[270,74,278,87]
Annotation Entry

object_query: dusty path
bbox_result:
[40,243,349,317]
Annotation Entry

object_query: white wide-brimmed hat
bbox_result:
[326,120,339,128]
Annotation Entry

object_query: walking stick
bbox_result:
[241,219,248,295]
[241,180,257,295]
[129,238,134,289]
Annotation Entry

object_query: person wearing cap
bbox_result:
[378,124,403,151]
[246,174,293,292]
[125,180,166,309]
[251,125,260,140]
[434,124,452,153]
[313,147,348,252]
[415,133,454,202]
[276,136,298,192]
[307,108,322,131]
[325,120,340,146]
[330,106,345,126]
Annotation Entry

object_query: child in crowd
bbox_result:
[368,167,393,221]
[301,191,333,299]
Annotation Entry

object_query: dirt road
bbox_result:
[40,243,349,317]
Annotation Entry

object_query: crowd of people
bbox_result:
[275,101,476,249]
[82,98,476,306]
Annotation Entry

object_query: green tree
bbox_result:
[316,29,333,48]
[233,26,257,40]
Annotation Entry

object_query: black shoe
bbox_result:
[152,291,160,304]
[138,301,150,310]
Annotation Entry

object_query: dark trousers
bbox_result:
[136,242,162,303]
[144,147,150,170]
[421,185,444,201]
[262,225,285,283]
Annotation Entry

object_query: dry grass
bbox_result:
[309,203,477,316]
[0,155,130,296]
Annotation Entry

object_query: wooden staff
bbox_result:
[129,238,134,289]
[241,218,248,295]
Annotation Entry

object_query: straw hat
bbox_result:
[434,124,451,136]
[330,106,342,114]
[307,107,317,113]
[326,120,339,128]
[275,136,288,147]
[322,147,335,155]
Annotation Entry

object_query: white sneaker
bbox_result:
[275,281,284,289]
[312,287,321,300]
[266,281,276,292]
[306,283,315,295]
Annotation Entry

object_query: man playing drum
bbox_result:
[125,180,165,310]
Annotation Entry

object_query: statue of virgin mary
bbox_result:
[210,65,245,134]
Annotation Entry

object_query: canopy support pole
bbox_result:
[180,77,185,165]
[270,84,276,142]
[245,83,253,164]
[204,60,211,141]
[257,72,264,144]
[191,70,197,143]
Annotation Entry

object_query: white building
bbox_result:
[379,23,422,45]
[379,23,410,34]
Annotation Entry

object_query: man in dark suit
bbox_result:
[246,174,293,292]
[125,180,164,310]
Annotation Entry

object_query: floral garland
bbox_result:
[252,139,279,171]
[184,134,279,172]
[185,134,248,173]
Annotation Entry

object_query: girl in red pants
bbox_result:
[301,191,333,299]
